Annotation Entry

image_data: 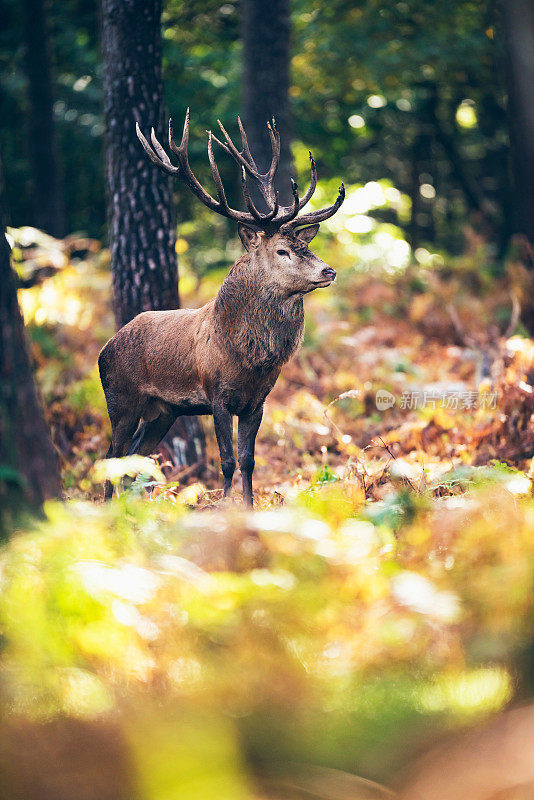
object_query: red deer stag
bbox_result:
[98,110,345,506]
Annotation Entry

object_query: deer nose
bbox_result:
[322,267,336,280]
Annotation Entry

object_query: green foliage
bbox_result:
[314,464,339,485]
[67,367,107,414]
[291,0,508,255]
[0,0,104,234]
[0,0,512,259]
[1,473,531,758]
[27,322,63,360]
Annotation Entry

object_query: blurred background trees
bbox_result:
[502,0,534,248]
[22,0,66,237]
[0,0,529,264]
[242,0,292,206]
[0,0,103,236]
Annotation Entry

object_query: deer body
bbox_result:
[100,111,344,505]
[100,248,308,421]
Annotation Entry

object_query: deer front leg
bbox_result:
[213,406,235,497]
[238,405,263,508]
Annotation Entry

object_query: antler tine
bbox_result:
[207,130,231,211]
[275,178,300,225]
[240,167,264,222]
[150,127,174,169]
[168,108,189,156]
[240,168,281,223]
[297,151,318,210]
[164,114,256,222]
[209,123,278,221]
[136,122,180,175]
[504,291,521,339]
[214,118,276,209]
[165,117,222,211]
[288,182,346,228]
[263,190,280,222]
[216,120,258,177]
[266,118,281,190]
[210,131,232,157]
[237,116,257,170]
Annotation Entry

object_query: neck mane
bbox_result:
[214,255,304,371]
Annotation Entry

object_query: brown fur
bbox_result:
[99,227,336,504]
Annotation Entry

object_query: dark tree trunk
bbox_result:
[409,88,437,252]
[0,170,61,527]
[101,0,205,474]
[409,139,421,254]
[22,0,66,238]
[242,0,292,208]
[502,0,534,248]
[102,0,180,328]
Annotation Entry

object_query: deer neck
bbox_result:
[214,262,304,371]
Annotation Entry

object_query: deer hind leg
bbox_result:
[103,441,114,500]
[103,398,143,500]
[127,408,176,458]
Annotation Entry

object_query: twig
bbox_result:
[373,435,418,491]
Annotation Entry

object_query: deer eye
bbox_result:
[276,249,289,257]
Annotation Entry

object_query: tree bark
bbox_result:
[0,169,61,526]
[22,0,66,237]
[242,0,293,208]
[102,0,180,328]
[101,0,205,473]
[502,0,534,248]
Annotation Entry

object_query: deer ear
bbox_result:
[296,224,320,244]
[238,224,263,251]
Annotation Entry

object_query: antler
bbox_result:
[285,179,346,227]
[136,109,345,232]
[136,111,256,224]
[211,116,280,209]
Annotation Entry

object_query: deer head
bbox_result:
[234,224,338,296]
[136,109,345,293]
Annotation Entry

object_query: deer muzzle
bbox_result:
[321,267,336,281]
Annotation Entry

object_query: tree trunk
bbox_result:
[409,138,421,254]
[22,0,66,238]
[101,0,180,328]
[242,0,292,208]
[502,0,534,247]
[101,0,205,474]
[0,170,61,528]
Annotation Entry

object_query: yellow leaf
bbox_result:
[92,456,165,485]
[178,482,206,505]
